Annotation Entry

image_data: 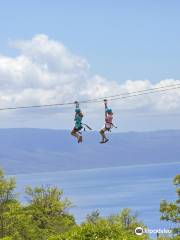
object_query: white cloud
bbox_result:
[0,34,180,130]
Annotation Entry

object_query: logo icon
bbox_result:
[135,227,144,236]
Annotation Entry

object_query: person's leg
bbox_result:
[99,128,108,143]
[78,134,82,143]
[71,129,82,143]
[103,129,108,141]
[71,129,79,138]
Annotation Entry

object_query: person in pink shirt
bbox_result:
[99,99,114,144]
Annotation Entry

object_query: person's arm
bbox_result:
[74,101,79,120]
[104,99,108,117]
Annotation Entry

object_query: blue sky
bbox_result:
[0,0,180,83]
[0,0,180,131]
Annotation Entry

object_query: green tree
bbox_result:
[49,218,149,240]
[0,169,40,240]
[0,169,75,240]
[25,186,75,238]
[86,210,101,224]
[3,203,42,240]
[0,169,17,238]
[108,208,145,234]
[160,174,180,235]
[49,209,149,240]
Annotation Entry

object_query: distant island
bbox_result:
[0,128,179,174]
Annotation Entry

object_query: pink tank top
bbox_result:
[105,114,113,128]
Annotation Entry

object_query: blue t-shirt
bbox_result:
[75,114,82,129]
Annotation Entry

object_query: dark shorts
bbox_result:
[73,126,83,132]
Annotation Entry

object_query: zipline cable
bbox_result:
[82,83,180,103]
[0,83,180,111]
[86,84,180,103]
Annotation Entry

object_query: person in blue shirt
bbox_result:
[71,101,83,143]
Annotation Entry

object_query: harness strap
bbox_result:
[78,123,92,134]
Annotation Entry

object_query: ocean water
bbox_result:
[12,162,179,231]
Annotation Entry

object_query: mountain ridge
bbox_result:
[0,128,179,174]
